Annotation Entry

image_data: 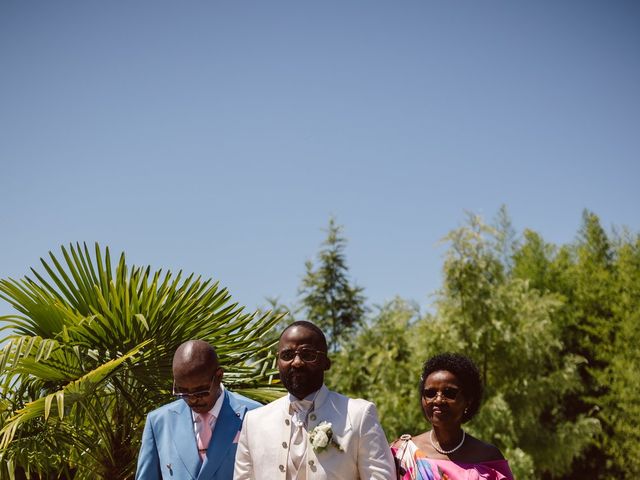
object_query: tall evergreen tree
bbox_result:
[299,218,366,351]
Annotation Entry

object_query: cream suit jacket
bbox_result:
[233,385,395,480]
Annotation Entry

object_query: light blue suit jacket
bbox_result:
[136,390,261,480]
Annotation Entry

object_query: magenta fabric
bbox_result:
[392,438,514,480]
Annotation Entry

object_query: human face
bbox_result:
[278,326,330,399]
[173,367,223,415]
[421,370,470,428]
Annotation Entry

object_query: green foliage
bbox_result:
[307,211,639,478]
[510,211,639,478]
[598,234,640,477]
[0,243,284,479]
[326,298,424,439]
[323,211,640,479]
[430,213,600,479]
[299,218,366,352]
[2,210,638,479]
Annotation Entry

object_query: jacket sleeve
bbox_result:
[233,410,254,480]
[357,402,396,480]
[135,414,161,480]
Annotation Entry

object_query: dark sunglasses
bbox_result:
[422,387,461,401]
[278,348,325,363]
[172,377,215,400]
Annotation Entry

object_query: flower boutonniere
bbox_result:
[309,421,343,453]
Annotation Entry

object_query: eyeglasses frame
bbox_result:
[277,347,327,363]
[172,369,222,400]
[421,387,461,401]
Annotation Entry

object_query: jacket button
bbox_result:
[285,419,290,426]
[282,442,288,448]
[309,414,316,421]
[309,460,315,466]
[279,465,285,472]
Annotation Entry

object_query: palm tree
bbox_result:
[0,243,284,479]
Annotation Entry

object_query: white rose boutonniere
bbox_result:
[309,421,343,453]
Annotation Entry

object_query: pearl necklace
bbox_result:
[430,430,466,455]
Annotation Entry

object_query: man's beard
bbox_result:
[280,368,322,399]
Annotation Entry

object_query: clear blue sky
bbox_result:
[2,1,639,315]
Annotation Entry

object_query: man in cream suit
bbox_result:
[234,321,395,480]
[136,340,261,480]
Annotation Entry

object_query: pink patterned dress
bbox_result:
[391,436,514,480]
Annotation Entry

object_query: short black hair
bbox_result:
[420,352,483,423]
[280,321,328,353]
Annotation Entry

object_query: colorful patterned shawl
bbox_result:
[391,437,514,480]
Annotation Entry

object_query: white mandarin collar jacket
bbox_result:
[234,385,395,480]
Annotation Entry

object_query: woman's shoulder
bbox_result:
[390,434,431,479]
[390,432,505,463]
[461,434,505,462]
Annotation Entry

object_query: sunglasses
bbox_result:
[422,387,461,401]
[278,348,325,363]
[172,377,216,400]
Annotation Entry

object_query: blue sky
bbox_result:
[1,1,639,315]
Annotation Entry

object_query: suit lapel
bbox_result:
[169,401,201,479]
[198,391,243,479]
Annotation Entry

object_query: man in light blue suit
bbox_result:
[136,340,261,480]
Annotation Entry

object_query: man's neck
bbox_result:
[290,385,323,402]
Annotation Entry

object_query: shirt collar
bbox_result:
[286,384,326,407]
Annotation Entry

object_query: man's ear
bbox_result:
[216,367,224,381]
[323,356,331,371]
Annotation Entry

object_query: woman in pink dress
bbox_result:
[391,353,514,480]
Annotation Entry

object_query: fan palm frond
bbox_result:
[0,243,285,478]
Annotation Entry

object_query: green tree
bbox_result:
[299,218,366,351]
[512,229,557,291]
[595,231,640,478]
[0,243,283,479]
[511,211,640,479]
[491,205,519,273]
[517,211,622,479]
[326,298,424,439]
[431,214,600,479]
[322,210,638,479]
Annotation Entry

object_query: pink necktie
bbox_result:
[197,412,213,461]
